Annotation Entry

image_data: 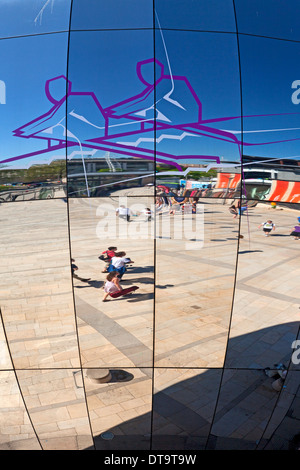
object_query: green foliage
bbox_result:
[0,160,66,184]
[97,168,122,172]
[187,169,217,180]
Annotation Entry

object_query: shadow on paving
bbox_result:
[127,266,154,274]
[238,250,263,254]
[83,321,300,451]
[75,280,104,289]
[121,277,154,285]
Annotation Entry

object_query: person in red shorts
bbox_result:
[102,271,139,302]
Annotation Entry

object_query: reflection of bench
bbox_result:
[247,200,258,208]
[86,369,112,384]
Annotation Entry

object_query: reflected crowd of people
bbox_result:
[98,247,138,302]
[71,181,300,306]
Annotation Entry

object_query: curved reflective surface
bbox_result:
[0,0,299,451]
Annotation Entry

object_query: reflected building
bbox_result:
[67,153,154,197]
[214,157,300,204]
[0,0,299,451]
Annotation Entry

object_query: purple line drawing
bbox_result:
[2,58,300,172]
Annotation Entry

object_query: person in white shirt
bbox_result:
[116,205,131,222]
[107,251,134,278]
[258,220,276,237]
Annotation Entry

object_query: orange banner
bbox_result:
[229,173,241,189]
[284,182,300,203]
[215,173,240,189]
[268,180,290,201]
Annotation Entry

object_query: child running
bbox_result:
[102,271,139,302]
[258,220,276,237]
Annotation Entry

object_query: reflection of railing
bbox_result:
[0,184,66,202]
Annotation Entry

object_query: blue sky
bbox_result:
[1,0,300,171]
[0,32,68,167]
[0,0,70,38]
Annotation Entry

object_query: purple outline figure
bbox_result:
[103,58,202,128]
[13,75,106,146]
[3,58,300,169]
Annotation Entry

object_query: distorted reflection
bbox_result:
[0,31,69,196]
[240,35,300,167]
[155,197,238,368]
[71,0,153,30]
[0,0,71,39]
[16,369,93,450]
[0,371,41,450]
[225,201,300,368]
[68,197,154,368]
[155,0,236,32]
[210,368,289,450]
[0,199,80,369]
[0,0,299,453]
[257,370,300,450]
[83,367,152,450]
[152,368,222,450]
[235,0,300,41]
[0,310,12,370]
[153,28,241,180]
[67,29,155,197]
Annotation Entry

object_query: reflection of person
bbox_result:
[71,258,91,282]
[290,224,300,240]
[143,207,152,222]
[155,197,164,214]
[236,199,248,216]
[189,190,200,215]
[99,246,117,273]
[107,58,202,126]
[168,189,189,214]
[191,200,197,214]
[102,272,139,302]
[258,220,276,237]
[107,251,134,278]
[116,205,131,222]
[229,204,238,219]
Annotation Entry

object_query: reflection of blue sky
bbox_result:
[68,30,154,109]
[240,36,300,160]
[66,30,241,167]
[0,0,70,38]
[1,2,300,172]
[70,0,236,33]
[0,33,68,169]
[154,30,240,121]
[155,27,241,166]
[155,0,236,32]
[235,0,300,41]
[71,0,153,30]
